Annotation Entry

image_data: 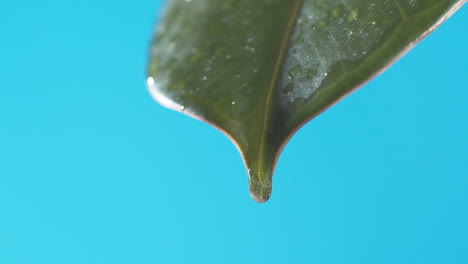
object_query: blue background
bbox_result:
[1,1,467,263]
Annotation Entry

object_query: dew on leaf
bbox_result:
[306,69,318,80]
[313,20,328,29]
[347,8,360,22]
[288,65,302,80]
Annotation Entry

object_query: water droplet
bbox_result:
[306,69,317,80]
[288,65,302,80]
[146,77,155,86]
[313,20,327,29]
[202,76,207,80]
[231,101,236,105]
[347,8,359,22]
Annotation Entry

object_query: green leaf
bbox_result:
[147,0,466,203]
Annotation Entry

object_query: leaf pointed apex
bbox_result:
[247,168,273,203]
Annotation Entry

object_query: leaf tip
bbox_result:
[248,169,272,203]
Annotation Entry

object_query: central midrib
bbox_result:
[256,0,304,185]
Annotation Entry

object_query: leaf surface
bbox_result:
[147,0,466,202]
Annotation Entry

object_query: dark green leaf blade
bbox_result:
[147,0,465,202]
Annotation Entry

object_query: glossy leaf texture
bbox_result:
[147,0,466,203]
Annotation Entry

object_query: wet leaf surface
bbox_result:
[147,0,466,202]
